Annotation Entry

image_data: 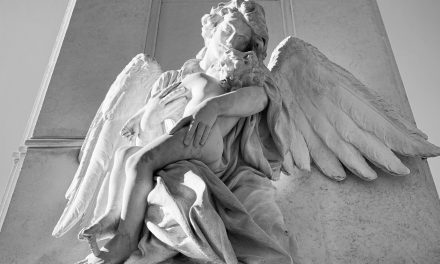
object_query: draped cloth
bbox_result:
[128,60,294,264]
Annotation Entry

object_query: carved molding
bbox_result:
[281,0,296,36]
[0,0,78,232]
[144,0,162,56]
[0,137,84,230]
[0,147,27,232]
[24,138,84,148]
[23,1,77,142]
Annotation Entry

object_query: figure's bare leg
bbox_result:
[80,146,141,242]
[95,125,223,263]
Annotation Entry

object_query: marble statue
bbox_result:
[52,1,440,263]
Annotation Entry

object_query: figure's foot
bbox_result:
[79,213,120,241]
[76,233,135,264]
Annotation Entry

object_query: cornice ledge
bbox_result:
[25,138,84,148]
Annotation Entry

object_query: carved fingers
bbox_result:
[191,122,214,146]
[169,116,193,135]
[185,100,218,146]
[200,124,211,145]
[169,101,218,147]
[120,118,139,141]
[187,122,210,146]
[185,121,198,146]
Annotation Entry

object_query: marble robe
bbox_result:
[130,59,295,264]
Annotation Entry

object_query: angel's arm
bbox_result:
[211,85,268,117]
[171,85,268,145]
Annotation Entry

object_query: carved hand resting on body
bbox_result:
[171,94,219,146]
[120,81,189,144]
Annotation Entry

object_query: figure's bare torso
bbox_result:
[181,72,223,116]
[180,72,240,137]
[137,72,242,145]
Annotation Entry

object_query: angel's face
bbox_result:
[208,11,253,59]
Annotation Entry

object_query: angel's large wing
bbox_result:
[52,54,162,237]
[268,36,440,181]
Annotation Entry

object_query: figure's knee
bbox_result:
[125,153,140,176]
[125,151,155,181]
[115,146,143,176]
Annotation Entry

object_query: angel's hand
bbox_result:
[170,99,218,146]
[120,117,140,141]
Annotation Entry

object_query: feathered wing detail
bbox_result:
[268,36,440,181]
[52,54,162,237]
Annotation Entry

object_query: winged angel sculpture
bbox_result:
[52,1,440,263]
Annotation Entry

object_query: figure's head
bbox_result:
[200,0,269,61]
[208,49,265,90]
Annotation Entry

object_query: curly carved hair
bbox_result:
[211,49,267,92]
[200,0,269,60]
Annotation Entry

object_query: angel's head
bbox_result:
[200,0,269,61]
